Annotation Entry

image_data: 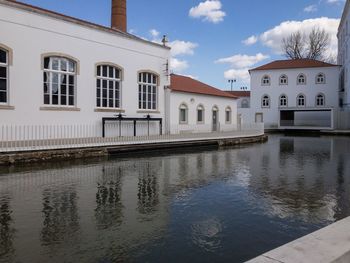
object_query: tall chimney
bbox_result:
[111,0,127,32]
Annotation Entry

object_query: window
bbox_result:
[225,107,232,123]
[43,56,76,106]
[262,95,270,108]
[0,48,8,104]
[279,94,288,107]
[96,65,122,108]
[197,105,204,123]
[316,73,325,84]
[297,94,306,107]
[316,93,325,106]
[297,74,306,85]
[279,75,288,85]
[138,72,158,110]
[241,99,249,108]
[179,103,188,124]
[262,75,270,86]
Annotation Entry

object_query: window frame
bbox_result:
[279,94,288,107]
[261,95,270,108]
[297,74,307,85]
[261,75,271,86]
[197,104,205,124]
[42,56,78,107]
[96,63,123,109]
[316,73,326,84]
[297,94,306,107]
[279,75,288,85]
[138,71,159,111]
[241,99,249,108]
[225,106,232,124]
[0,48,8,105]
[179,103,188,124]
[315,93,325,107]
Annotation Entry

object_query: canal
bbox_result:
[0,134,349,263]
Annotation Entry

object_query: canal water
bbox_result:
[0,134,350,263]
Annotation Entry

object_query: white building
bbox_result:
[226,91,251,109]
[0,0,170,136]
[249,59,340,130]
[166,74,238,133]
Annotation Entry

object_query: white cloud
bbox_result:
[257,17,339,59]
[224,68,250,84]
[183,74,198,80]
[169,40,198,56]
[304,5,318,12]
[189,0,226,23]
[242,35,258,45]
[170,58,189,72]
[326,0,345,4]
[215,53,269,68]
[149,29,160,38]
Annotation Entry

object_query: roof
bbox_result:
[0,0,169,50]
[250,59,339,72]
[170,74,237,99]
[226,91,251,97]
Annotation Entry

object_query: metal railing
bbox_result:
[0,123,264,153]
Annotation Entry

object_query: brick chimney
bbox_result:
[111,0,127,32]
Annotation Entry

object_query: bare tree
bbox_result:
[282,27,331,61]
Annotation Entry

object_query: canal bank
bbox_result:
[0,134,267,166]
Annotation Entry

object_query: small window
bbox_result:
[225,107,232,123]
[43,56,76,106]
[279,94,288,107]
[297,94,306,107]
[138,72,158,110]
[0,48,8,104]
[262,95,270,108]
[197,105,204,123]
[241,99,249,108]
[316,73,325,84]
[179,103,188,124]
[279,75,288,85]
[262,75,270,86]
[297,74,306,85]
[316,93,325,106]
[96,64,122,108]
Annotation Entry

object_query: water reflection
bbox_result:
[0,135,349,263]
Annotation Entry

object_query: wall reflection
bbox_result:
[0,195,15,261]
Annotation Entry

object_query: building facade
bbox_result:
[0,0,170,136]
[166,74,238,134]
[249,59,340,130]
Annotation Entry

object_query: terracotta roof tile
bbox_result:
[170,74,237,99]
[250,59,339,72]
[226,91,250,97]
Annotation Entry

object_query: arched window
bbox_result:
[96,64,122,108]
[0,48,8,104]
[262,95,270,108]
[241,99,249,108]
[279,75,288,85]
[297,94,306,107]
[225,107,232,123]
[179,103,188,124]
[262,75,271,86]
[197,104,204,123]
[279,94,288,107]
[138,72,158,110]
[43,56,77,106]
[316,73,325,84]
[297,74,306,85]
[316,93,325,106]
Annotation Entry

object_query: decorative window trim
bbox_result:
[261,94,270,108]
[279,75,288,85]
[95,62,124,80]
[297,74,307,85]
[137,70,160,85]
[315,73,326,84]
[41,53,80,74]
[197,104,205,124]
[279,94,288,107]
[0,46,10,105]
[261,75,271,86]
[179,103,188,124]
[225,106,232,124]
[138,71,159,111]
[297,93,306,107]
[0,43,13,66]
[315,93,326,107]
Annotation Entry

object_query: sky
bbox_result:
[20,0,346,90]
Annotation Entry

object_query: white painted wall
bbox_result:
[167,90,238,134]
[0,3,170,131]
[249,67,340,128]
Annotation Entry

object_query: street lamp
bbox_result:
[228,79,236,91]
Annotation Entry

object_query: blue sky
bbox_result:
[21,0,345,90]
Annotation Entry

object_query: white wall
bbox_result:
[167,91,237,133]
[0,3,170,129]
[249,67,340,128]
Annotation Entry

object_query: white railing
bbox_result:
[0,123,264,153]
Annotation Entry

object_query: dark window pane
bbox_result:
[109,90,113,98]
[69,75,74,85]
[61,75,67,85]
[102,99,107,107]
[44,94,50,104]
[109,81,113,90]
[152,102,156,110]
[102,89,107,97]
[61,96,67,105]
[139,73,142,83]
[0,50,7,64]
[102,80,107,89]
[143,73,147,83]
[61,84,67,95]
[109,67,114,78]
[153,75,157,84]
[52,83,59,94]
[115,82,119,91]
[69,85,74,96]
[97,98,100,107]
[68,61,75,73]
[115,100,119,108]
[69,96,74,106]
[115,69,120,79]
[61,61,67,72]
[0,79,6,91]
[115,90,119,99]
[96,88,100,98]
[0,67,7,78]
[103,66,108,77]
[0,91,6,103]
[52,95,58,105]
[109,99,113,107]
[44,57,50,69]
[97,66,101,76]
[43,83,48,93]
[44,72,48,83]
[97,79,101,88]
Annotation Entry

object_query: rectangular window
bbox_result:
[0,49,8,104]
[138,72,158,110]
[180,109,187,123]
[226,111,231,123]
[197,109,203,123]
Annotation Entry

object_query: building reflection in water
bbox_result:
[41,187,80,247]
[137,162,159,215]
[95,166,124,230]
[0,195,15,261]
